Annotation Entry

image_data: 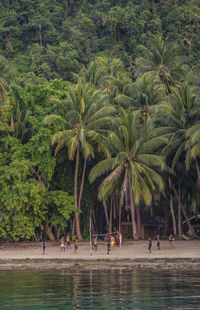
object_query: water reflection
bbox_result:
[0,268,200,309]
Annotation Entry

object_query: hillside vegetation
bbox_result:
[0,0,200,241]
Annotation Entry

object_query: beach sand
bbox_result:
[0,240,200,260]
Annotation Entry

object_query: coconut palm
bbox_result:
[79,56,125,88]
[135,35,183,93]
[155,83,200,237]
[133,72,165,122]
[89,109,168,239]
[0,55,12,103]
[44,80,116,240]
[159,83,200,169]
[185,122,200,185]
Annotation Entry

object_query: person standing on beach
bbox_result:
[119,233,122,248]
[116,234,119,247]
[60,236,65,252]
[74,239,78,254]
[66,233,71,249]
[107,238,111,255]
[94,237,98,252]
[42,241,46,255]
[169,234,174,247]
[148,237,152,253]
[111,235,115,251]
[156,233,160,250]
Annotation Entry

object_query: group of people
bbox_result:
[148,233,175,253]
[106,232,123,255]
[60,234,79,253]
[92,232,123,254]
[42,231,175,255]
[42,234,78,255]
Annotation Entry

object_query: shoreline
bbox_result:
[1,240,200,270]
[1,258,200,270]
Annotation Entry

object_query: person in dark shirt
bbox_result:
[42,241,45,255]
[107,238,111,255]
[148,237,152,253]
[156,233,160,250]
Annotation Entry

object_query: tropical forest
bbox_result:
[1,0,200,241]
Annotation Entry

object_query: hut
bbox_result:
[182,214,200,236]
[121,213,160,239]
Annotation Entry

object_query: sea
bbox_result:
[0,268,200,309]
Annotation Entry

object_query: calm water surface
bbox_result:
[0,268,200,309]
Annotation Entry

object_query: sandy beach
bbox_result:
[0,240,200,263]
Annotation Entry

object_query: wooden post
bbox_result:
[90,210,92,256]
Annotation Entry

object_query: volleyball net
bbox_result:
[92,232,119,241]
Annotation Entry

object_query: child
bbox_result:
[42,241,45,255]
[169,234,174,247]
[74,239,78,254]
[148,237,152,253]
[107,238,111,255]
[60,236,65,252]
[94,237,98,252]
[156,233,160,250]
[119,233,122,248]
[111,235,115,251]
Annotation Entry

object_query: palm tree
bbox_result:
[79,56,125,88]
[156,83,200,237]
[135,35,183,93]
[0,55,11,103]
[10,98,32,143]
[44,80,116,240]
[159,83,200,169]
[89,110,168,239]
[133,72,165,122]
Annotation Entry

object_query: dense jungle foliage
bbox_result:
[0,0,200,241]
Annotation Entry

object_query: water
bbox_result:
[0,268,200,309]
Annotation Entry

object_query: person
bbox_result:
[94,237,98,252]
[74,239,78,254]
[66,233,71,249]
[107,238,111,255]
[60,236,65,252]
[156,233,160,250]
[169,234,174,247]
[116,233,119,247]
[111,235,115,251]
[119,233,122,248]
[42,241,45,255]
[148,237,152,253]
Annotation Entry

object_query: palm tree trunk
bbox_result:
[103,199,109,228]
[169,177,177,236]
[150,198,153,217]
[163,191,169,236]
[159,193,162,226]
[118,191,123,233]
[171,181,197,237]
[136,204,141,238]
[72,217,75,235]
[170,193,177,236]
[78,157,87,209]
[128,172,138,240]
[178,181,182,237]
[196,158,200,186]
[115,193,119,230]
[74,148,82,240]
[109,198,113,233]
